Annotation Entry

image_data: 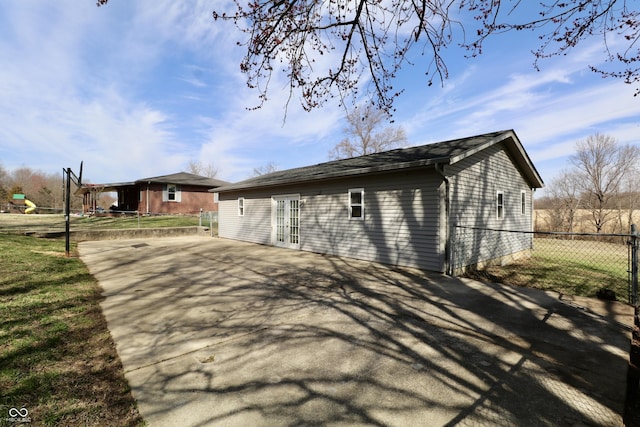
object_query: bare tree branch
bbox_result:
[211,0,639,111]
[99,1,639,111]
[187,160,219,178]
[252,161,280,177]
[328,105,408,160]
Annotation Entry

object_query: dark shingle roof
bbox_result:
[215,130,543,192]
[136,172,230,188]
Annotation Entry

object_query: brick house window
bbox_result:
[163,184,181,202]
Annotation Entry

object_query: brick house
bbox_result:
[79,172,230,215]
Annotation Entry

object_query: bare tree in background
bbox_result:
[329,105,407,160]
[252,162,279,177]
[187,160,219,178]
[546,170,582,233]
[616,170,640,233]
[0,163,9,203]
[0,166,66,211]
[570,133,640,233]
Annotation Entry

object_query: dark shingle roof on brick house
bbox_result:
[136,172,230,188]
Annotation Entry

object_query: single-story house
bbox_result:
[78,172,230,215]
[213,130,544,274]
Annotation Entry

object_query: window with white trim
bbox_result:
[496,191,504,219]
[163,184,181,202]
[521,190,527,215]
[349,188,364,220]
[168,185,177,201]
[238,197,245,216]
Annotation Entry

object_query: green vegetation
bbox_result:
[472,237,629,302]
[0,235,143,426]
[72,214,201,229]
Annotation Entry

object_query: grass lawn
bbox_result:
[72,215,202,229]
[0,235,143,426]
[471,237,630,302]
[0,213,202,233]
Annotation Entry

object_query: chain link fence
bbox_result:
[0,210,218,235]
[453,225,636,304]
[199,210,218,237]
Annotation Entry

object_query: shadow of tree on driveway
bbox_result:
[80,237,630,426]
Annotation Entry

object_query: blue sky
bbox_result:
[0,1,638,197]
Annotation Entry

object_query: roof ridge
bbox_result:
[216,130,539,192]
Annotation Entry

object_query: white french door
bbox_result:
[272,195,300,249]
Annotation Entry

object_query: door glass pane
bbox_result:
[289,199,299,245]
[276,200,285,243]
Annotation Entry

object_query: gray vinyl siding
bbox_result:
[218,168,446,272]
[218,190,272,245]
[447,142,533,270]
[302,169,444,271]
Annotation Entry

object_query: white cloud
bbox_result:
[2,0,638,193]
[195,85,345,181]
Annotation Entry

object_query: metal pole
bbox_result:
[629,222,639,330]
[631,224,638,309]
[65,167,71,257]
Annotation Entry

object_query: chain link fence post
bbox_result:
[631,224,639,326]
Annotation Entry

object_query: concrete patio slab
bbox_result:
[78,236,632,426]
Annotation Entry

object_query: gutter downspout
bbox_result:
[147,182,150,214]
[435,163,451,275]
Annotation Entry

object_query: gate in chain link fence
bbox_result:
[199,210,218,236]
[453,225,639,305]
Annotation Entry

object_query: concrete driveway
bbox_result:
[78,236,632,426]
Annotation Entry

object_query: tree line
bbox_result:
[0,165,77,213]
[535,134,640,234]
[3,127,636,227]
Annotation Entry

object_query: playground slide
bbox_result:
[24,199,37,214]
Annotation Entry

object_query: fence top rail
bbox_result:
[454,224,633,238]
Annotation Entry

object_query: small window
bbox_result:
[521,191,527,215]
[238,197,244,216]
[163,184,181,202]
[496,191,504,219]
[349,188,364,220]
[167,184,177,201]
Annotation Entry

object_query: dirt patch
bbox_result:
[30,250,67,257]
